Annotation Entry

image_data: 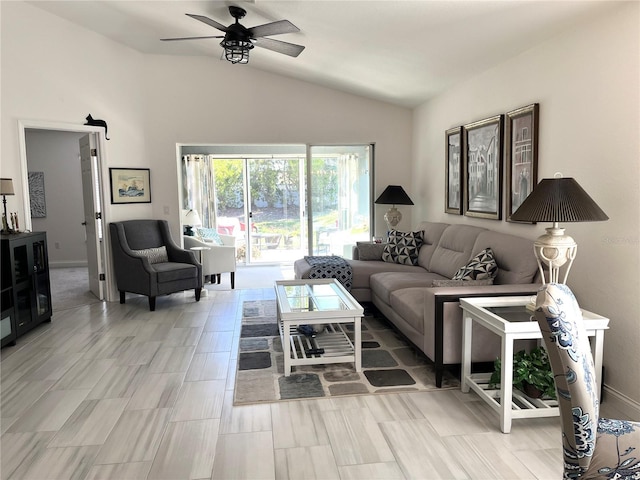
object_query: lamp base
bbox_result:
[384,207,402,230]
[534,226,577,284]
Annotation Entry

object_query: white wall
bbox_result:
[141,55,413,236]
[25,130,87,266]
[413,2,640,408]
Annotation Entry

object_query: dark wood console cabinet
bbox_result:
[1,232,52,345]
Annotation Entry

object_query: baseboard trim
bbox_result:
[50,261,88,268]
[602,385,640,419]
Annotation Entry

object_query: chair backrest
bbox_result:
[117,219,170,250]
[534,283,600,473]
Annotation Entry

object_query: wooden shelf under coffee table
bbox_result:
[274,279,364,376]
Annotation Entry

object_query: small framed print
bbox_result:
[109,168,151,204]
[505,103,539,222]
[463,114,504,220]
[445,126,463,215]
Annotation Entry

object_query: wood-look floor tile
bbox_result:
[148,418,220,479]
[512,447,563,479]
[115,340,162,366]
[52,358,116,391]
[185,352,229,381]
[204,314,237,332]
[23,352,84,381]
[274,445,339,480]
[171,380,226,421]
[380,419,467,479]
[174,312,208,328]
[0,431,55,479]
[321,408,394,466]
[212,431,274,480]
[131,323,173,343]
[149,345,196,373]
[359,393,425,422]
[408,390,490,436]
[196,331,234,353]
[49,398,129,447]
[12,445,99,480]
[163,327,203,347]
[95,408,172,464]
[84,461,152,480]
[0,380,56,420]
[219,390,271,434]
[82,335,134,360]
[271,400,330,449]
[7,389,89,433]
[338,462,406,480]
[86,365,147,399]
[126,372,184,410]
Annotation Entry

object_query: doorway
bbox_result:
[18,121,111,302]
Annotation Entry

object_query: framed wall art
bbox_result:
[109,168,151,204]
[463,114,504,220]
[505,103,539,222]
[28,171,46,218]
[445,126,463,215]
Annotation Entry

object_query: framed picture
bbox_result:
[463,114,504,220]
[28,171,46,218]
[445,126,463,214]
[109,168,151,204]
[505,103,539,222]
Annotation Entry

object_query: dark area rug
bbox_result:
[234,300,459,405]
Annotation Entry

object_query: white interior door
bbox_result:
[79,134,104,300]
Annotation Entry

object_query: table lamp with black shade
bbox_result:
[375,185,414,231]
[510,174,608,284]
[1,178,15,234]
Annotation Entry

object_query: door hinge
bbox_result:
[95,212,102,220]
[99,273,105,281]
[91,148,97,156]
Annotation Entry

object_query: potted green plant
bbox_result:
[489,346,556,399]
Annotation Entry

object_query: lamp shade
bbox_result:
[181,209,202,227]
[374,185,414,205]
[0,178,15,196]
[510,177,608,223]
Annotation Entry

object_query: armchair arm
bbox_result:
[218,234,236,247]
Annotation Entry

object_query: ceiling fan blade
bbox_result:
[248,20,299,38]
[186,13,228,32]
[253,38,305,57]
[161,35,224,42]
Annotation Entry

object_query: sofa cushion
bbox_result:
[382,230,423,266]
[356,242,385,261]
[452,247,498,280]
[428,225,486,279]
[132,246,168,264]
[414,222,450,270]
[389,288,426,335]
[370,271,447,305]
[472,230,538,284]
[431,278,494,287]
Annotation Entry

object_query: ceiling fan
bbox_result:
[161,6,305,64]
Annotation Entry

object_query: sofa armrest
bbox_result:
[424,283,541,387]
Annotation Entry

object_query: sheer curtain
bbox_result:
[182,154,217,228]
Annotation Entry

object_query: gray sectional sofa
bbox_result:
[294,221,541,386]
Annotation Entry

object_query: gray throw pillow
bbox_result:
[356,242,385,261]
[431,278,494,287]
[132,246,168,264]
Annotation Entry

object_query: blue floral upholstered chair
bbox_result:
[534,283,640,479]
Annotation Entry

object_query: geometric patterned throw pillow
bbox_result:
[132,246,168,264]
[452,247,498,280]
[381,230,424,266]
[196,227,223,245]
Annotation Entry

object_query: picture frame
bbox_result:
[445,126,463,215]
[463,114,504,220]
[505,103,539,222]
[109,168,151,204]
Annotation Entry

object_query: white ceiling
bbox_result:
[28,0,618,108]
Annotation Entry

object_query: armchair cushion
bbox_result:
[132,246,168,264]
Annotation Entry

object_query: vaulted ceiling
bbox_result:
[28,0,617,107]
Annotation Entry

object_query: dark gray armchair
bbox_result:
[109,219,202,311]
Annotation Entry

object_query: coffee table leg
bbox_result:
[283,320,292,376]
[354,316,361,372]
[500,334,514,433]
[461,313,472,393]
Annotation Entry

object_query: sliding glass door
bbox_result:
[308,145,373,258]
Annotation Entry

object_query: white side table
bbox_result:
[190,246,210,297]
[460,295,609,433]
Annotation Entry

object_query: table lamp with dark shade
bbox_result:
[1,178,15,233]
[510,174,608,284]
[375,185,414,230]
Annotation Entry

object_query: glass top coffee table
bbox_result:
[459,295,609,433]
[274,279,364,376]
